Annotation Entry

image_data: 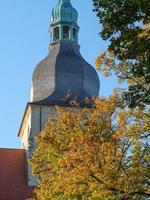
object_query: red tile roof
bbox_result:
[0,148,33,200]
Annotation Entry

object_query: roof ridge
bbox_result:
[0,148,25,151]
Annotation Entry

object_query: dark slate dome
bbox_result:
[30,0,100,107]
[30,41,100,106]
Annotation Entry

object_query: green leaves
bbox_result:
[93,0,150,107]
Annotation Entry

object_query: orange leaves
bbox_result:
[139,22,150,40]
[95,51,115,75]
[95,53,105,70]
[30,95,150,199]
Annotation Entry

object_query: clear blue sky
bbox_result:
[0,0,119,148]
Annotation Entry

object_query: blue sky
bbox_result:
[0,0,119,148]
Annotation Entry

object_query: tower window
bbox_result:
[53,27,59,42]
[63,26,69,40]
[73,28,77,41]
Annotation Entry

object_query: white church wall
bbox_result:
[20,106,31,150]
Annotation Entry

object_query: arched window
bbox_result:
[63,26,69,40]
[53,27,59,42]
[73,28,77,42]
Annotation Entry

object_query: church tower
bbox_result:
[18,0,100,187]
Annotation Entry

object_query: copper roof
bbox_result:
[0,148,33,200]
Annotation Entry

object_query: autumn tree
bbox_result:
[30,93,150,200]
[93,0,150,107]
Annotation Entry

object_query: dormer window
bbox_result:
[63,26,69,40]
[53,27,59,42]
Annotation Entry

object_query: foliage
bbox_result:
[30,93,150,200]
[93,0,150,107]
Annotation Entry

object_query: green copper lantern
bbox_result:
[50,0,79,44]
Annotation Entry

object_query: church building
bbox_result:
[0,0,100,199]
